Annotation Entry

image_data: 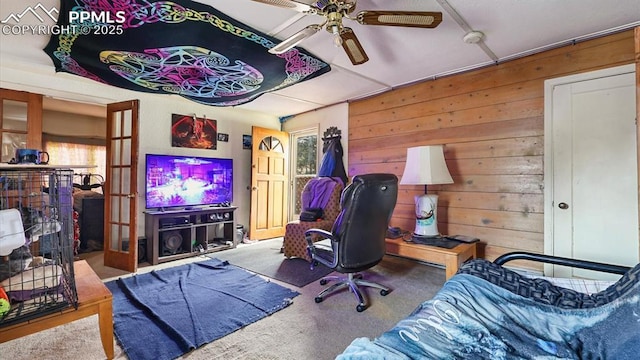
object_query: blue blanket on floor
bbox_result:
[339,260,640,359]
[105,258,299,360]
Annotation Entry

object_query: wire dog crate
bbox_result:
[0,166,78,327]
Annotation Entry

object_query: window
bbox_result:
[43,135,106,183]
[290,129,318,217]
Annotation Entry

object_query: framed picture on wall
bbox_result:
[217,133,229,142]
[171,113,217,150]
[242,135,252,149]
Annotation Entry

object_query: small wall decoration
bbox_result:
[217,133,229,142]
[242,135,252,150]
[171,113,217,149]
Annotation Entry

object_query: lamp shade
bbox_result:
[400,145,453,185]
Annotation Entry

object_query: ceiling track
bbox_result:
[266,91,327,106]
[349,21,640,105]
[497,21,640,64]
[331,63,392,88]
[435,0,498,62]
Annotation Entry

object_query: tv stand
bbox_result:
[144,206,237,265]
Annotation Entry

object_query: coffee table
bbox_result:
[385,237,478,279]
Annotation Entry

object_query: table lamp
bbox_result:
[400,145,453,237]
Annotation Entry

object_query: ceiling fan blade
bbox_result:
[250,0,313,12]
[356,11,443,28]
[339,28,369,65]
[268,24,323,54]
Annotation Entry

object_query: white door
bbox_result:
[544,65,638,280]
[289,128,318,219]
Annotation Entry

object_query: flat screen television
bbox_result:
[145,154,233,210]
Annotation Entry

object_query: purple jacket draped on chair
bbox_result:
[301,177,342,210]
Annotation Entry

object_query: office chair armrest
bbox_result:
[305,228,337,269]
[304,228,333,242]
[304,228,335,250]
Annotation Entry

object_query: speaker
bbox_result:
[208,211,231,222]
[138,238,147,263]
[161,230,183,255]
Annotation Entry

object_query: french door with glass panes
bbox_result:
[104,100,139,272]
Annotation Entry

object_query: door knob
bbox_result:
[558,202,569,209]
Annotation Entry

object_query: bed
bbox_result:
[338,252,639,359]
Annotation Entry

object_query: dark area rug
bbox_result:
[211,238,334,287]
[105,258,299,360]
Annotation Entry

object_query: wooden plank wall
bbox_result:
[348,30,636,265]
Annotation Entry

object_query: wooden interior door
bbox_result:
[103,100,139,272]
[0,89,42,162]
[249,126,289,240]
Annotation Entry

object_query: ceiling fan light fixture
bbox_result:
[268,24,322,54]
[333,35,344,47]
[329,24,343,47]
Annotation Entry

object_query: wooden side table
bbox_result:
[0,260,114,359]
[385,237,478,280]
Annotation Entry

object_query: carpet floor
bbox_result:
[0,240,447,360]
[211,238,333,287]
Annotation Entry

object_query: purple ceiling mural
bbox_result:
[44,0,331,106]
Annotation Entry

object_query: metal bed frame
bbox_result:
[494,252,631,276]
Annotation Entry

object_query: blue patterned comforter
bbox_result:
[339,260,640,359]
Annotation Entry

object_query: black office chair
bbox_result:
[305,173,398,312]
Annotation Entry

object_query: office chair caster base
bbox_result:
[356,304,367,312]
[315,296,323,303]
[380,289,390,296]
[319,274,361,286]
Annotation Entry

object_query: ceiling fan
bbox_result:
[252,0,443,65]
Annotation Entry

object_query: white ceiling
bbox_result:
[1,0,639,118]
